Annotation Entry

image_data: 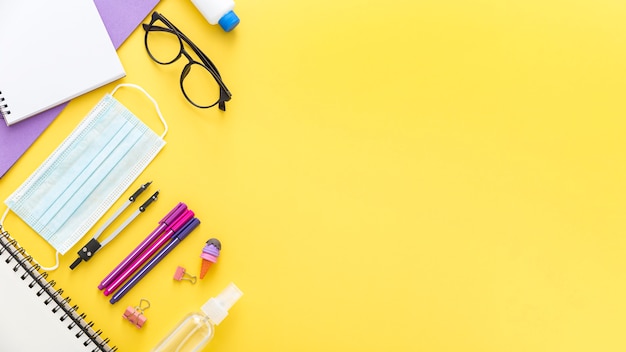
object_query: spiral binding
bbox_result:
[0,91,10,120]
[0,225,117,352]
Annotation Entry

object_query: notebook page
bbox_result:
[0,231,115,351]
[0,0,125,125]
[0,260,88,351]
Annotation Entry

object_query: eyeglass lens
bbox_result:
[181,62,222,108]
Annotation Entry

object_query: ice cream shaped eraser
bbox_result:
[200,238,221,279]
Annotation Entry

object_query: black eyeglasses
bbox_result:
[143,12,231,111]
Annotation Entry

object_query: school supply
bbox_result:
[0,0,125,126]
[104,210,195,300]
[110,217,200,304]
[0,0,161,178]
[70,186,160,270]
[200,238,221,279]
[99,202,188,291]
[123,299,151,329]
[174,266,198,284]
[90,182,153,242]
[0,227,117,351]
[4,84,167,256]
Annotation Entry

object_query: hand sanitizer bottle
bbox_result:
[190,0,240,32]
[152,283,243,352]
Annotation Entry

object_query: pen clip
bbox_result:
[160,202,187,225]
[129,181,152,202]
[169,210,195,233]
[139,190,159,212]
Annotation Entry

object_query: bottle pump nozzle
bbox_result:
[201,283,243,325]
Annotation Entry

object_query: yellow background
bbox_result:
[2,0,626,350]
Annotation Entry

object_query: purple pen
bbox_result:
[110,217,201,304]
[98,202,187,290]
[103,209,195,296]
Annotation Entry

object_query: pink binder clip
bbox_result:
[123,299,150,328]
[173,266,197,284]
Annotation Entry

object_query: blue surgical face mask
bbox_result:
[5,84,167,255]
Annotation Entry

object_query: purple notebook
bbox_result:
[0,0,159,178]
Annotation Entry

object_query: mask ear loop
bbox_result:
[111,83,169,139]
[0,208,60,271]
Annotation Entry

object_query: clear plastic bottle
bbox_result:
[152,283,243,352]
[190,0,240,32]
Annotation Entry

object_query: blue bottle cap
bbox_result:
[218,10,240,32]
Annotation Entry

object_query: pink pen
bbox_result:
[98,202,187,291]
[103,209,195,296]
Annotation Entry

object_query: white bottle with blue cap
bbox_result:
[190,0,240,32]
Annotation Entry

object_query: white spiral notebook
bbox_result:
[0,226,117,351]
[0,0,125,126]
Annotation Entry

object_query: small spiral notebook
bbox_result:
[0,0,126,126]
[0,226,117,352]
